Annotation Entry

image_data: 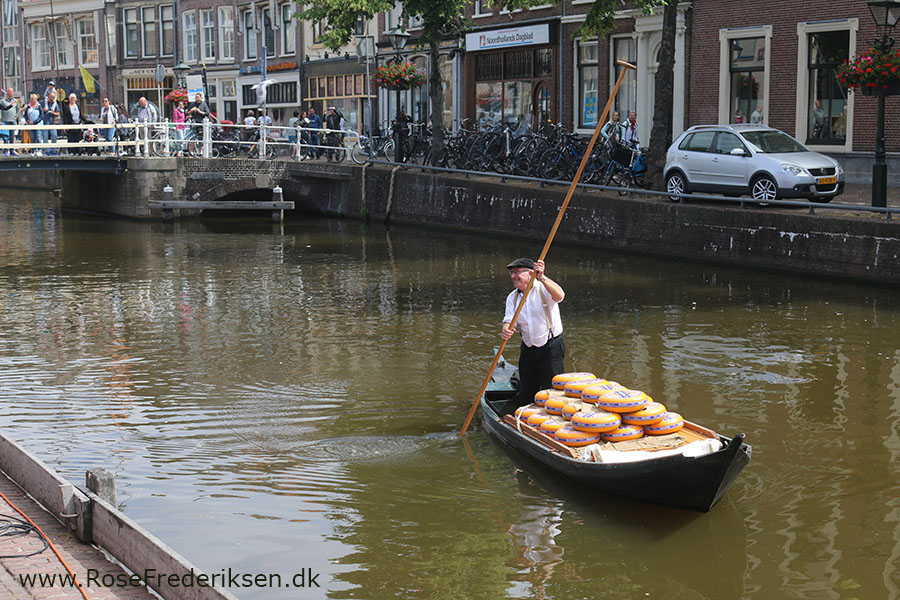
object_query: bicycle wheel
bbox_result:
[149,133,168,157]
[185,139,203,157]
[382,139,395,162]
[351,141,370,164]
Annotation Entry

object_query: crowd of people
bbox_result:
[0,88,353,159]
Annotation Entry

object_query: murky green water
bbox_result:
[1,189,899,599]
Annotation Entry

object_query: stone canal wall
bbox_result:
[360,166,900,285]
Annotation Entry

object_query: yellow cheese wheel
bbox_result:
[554,425,602,447]
[595,389,651,413]
[600,423,644,442]
[644,412,684,435]
[571,410,622,433]
[580,382,626,403]
[621,401,667,426]
[551,372,597,390]
[527,411,552,428]
[539,417,568,435]
[563,378,609,398]
[514,404,541,422]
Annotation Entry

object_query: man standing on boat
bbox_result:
[501,258,565,406]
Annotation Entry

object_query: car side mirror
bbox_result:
[730,148,748,156]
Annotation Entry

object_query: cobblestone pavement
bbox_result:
[0,473,157,600]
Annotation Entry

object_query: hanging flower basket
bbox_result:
[164,87,189,104]
[837,45,900,96]
[374,62,426,91]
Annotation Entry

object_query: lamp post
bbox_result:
[867,0,900,208]
[386,27,410,163]
[173,62,190,90]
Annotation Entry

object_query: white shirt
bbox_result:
[504,280,563,348]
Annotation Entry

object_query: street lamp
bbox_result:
[866,0,900,208]
[386,27,410,163]
[173,62,190,90]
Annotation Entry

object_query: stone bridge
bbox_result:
[59,157,365,219]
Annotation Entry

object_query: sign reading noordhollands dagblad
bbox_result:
[465,24,550,52]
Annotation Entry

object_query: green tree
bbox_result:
[298,0,673,167]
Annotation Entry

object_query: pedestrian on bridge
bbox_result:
[41,91,60,156]
[99,97,119,153]
[22,94,43,155]
[1,88,19,155]
[61,93,85,155]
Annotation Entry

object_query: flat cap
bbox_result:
[506,257,535,270]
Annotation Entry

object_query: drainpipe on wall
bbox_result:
[558,1,565,126]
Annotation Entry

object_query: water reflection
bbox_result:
[1,190,900,598]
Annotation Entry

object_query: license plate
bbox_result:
[817,176,837,185]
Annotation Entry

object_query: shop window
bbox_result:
[503,81,531,127]
[476,81,502,124]
[728,37,763,124]
[578,40,598,128]
[611,37,636,116]
[535,48,552,77]
[475,53,501,81]
[504,50,531,79]
[807,30,849,144]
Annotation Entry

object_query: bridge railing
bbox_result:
[0,120,361,161]
[0,122,154,156]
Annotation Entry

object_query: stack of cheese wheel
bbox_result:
[539,416,568,435]
[621,401,667,426]
[527,410,552,429]
[551,372,597,391]
[515,405,542,422]
[554,424,602,447]
[563,378,608,398]
[644,411,684,435]
[600,423,644,442]
[571,409,621,433]
[580,381,626,404]
[544,394,568,416]
[595,389,650,414]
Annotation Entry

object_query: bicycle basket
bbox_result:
[610,146,633,165]
[633,153,648,175]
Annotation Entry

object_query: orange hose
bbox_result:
[0,489,91,600]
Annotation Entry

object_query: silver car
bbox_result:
[664,124,845,203]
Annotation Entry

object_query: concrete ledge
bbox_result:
[0,431,90,541]
[148,201,294,209]
[127,157,178,171]
[0,430,238,600]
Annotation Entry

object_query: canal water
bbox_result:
[1,189,898,599]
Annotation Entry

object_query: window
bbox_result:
[280,4,295,54]
[124,8,138,58]
[713,132,745,154]
[611,37,636,117]
[2,0,16,44]
[54,21,74,68]
[31,23,51,69]
[409,14,423,30]
[474,0,492,17]
[244,10,257,59]
[262,8,275,57]
[718,26,771,126]
[221,80,236,97]
[142,6,157,57]
[219,6,234,60]
[201,9,215,60]
[241,81,296,105]
[729,37,763,124]
[78,18,98,66]
[2,0,19,92]
[161,5,174,56]
[183,11,197,62]
[578,40,598,128]
[807,31,849,144]
[311,20,323,45]
[385,2,402,31]
[680,131,715,152]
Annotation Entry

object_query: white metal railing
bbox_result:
[0,122,153,155]
[0,120,360,161]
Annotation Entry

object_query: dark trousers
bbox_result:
[516,334,565,407]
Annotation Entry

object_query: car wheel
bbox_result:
[666,172,688,202]
[751,175,777,205]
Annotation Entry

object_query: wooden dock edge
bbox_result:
[0,430,238,600]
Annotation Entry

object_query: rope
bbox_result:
[0,489,91,600]
[385,165,402,223]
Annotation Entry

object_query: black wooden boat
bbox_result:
[480,358,752,512]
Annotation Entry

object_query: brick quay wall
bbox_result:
[360,166,900,286]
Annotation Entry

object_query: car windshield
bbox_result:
[740,130,808,153]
